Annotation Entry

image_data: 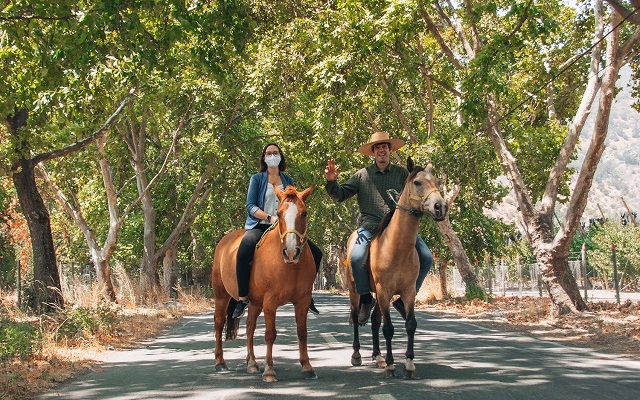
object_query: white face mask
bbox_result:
[265,154,281,168]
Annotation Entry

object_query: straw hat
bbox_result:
[357,131,405,156]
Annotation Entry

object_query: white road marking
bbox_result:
[370,395,396,400]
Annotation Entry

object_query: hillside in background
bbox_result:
[487,66,640,230]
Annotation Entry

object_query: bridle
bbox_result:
[387,182,439,218]
[255,211,308,250]
[279,226,308,249]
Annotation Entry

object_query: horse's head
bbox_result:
[274,185,314,264]
[405,157,448,221]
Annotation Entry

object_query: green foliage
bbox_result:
[0,233,17,290]
[55,304,120,340]
[465,282,490,302]
[2,0,625,303]
[586,224,640,285]
[0,320,42,361]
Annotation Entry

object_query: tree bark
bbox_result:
[162,246,179,297]
[12,159,64,311]
[437,215,480,290]
[439,258,449,298]
[5,109,64,312]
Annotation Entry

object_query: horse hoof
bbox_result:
[351,356,362,366]
[384,368,396,379]
[403,368,416,379]
[262,374,278,382]
[247,365,260,373]
[215,364,229,373]
[375,355,386,368]
[302,370,318,380]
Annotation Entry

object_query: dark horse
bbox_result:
[211,185,317,382]
[345,158,447,378]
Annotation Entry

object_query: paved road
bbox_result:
[38,292,640,400]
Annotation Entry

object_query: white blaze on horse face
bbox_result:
[416,170,446,220]
[283,202,299,260]
[418,171,438,208]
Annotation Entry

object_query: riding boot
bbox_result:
[357,294,376,325]
[309,298,320,315]
[232,299,249,318]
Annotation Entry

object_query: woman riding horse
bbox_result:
[211,184,318,382]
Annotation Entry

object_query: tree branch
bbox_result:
[32,89,135,165]
[418,2,463,70]
[605,0,640,26]
[437,0,474,57]
[541,0,605,216]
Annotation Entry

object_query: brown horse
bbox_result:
[211,185,317,382]
[345,158,447,378]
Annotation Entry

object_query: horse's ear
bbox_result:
[274,185,286,201]
[299,185,314,201]
[426,161,434,174]
[407,157,415,173]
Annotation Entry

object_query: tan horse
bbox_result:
[211,185,317,382]
[345,158,447,378]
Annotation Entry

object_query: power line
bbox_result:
[490,4,640,129]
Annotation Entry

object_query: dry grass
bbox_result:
[0,280,212,400]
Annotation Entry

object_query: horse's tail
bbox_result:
[225,298,240,341]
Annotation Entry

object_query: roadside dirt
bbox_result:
[3,295,640,399]
[1,304,209,400]
[419,296,640,360]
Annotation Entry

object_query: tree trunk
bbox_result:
[6,110,63,312]
[162,246,179,298]
[439,258,449,298]
[324,245,339,289]
[12,160,64,311]
[437,216,481,291]
[96,258,117,302]
[533,238,587,314]
[139,193,159,295]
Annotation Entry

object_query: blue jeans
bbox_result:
[351,227,433,295]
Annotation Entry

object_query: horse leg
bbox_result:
[350,304,362,366]
[370,303,385,368]
[380,305,396,378]
[403,303,417,379]
[245,304,262,373]
[294,301,317,379]
[262,307,278,382]
[214,294,231,372]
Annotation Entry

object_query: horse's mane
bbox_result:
[372,208,396,239]
[372,165,425,239]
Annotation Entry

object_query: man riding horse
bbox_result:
[324,131,434,325]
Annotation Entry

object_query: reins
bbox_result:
[387,185,439,218]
